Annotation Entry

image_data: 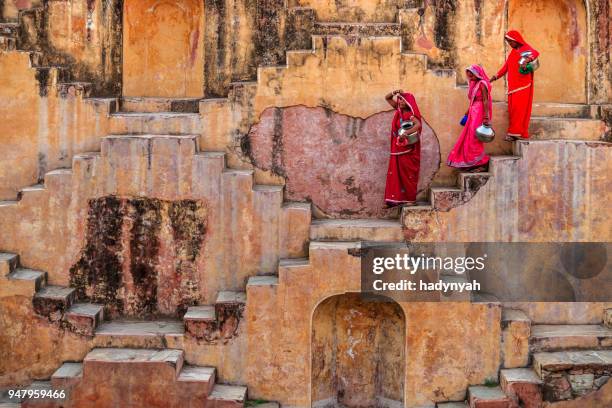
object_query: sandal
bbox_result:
[504,135,517,142]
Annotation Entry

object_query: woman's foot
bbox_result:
[504,135,517,142]
[468,165,488,173]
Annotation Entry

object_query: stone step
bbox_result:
[0,22,19,37]
[278,258,310,281]
[84,348,184,379]
[309,219,403,242]
[0,253,19,276]
[533,349,612,377]
[467,385,512,407]
[501,309,531,369]
[20,381,56,406]
[0,388,21,407]
[109,112,202,135]
[93,319,184,349]
[216,291,246,305]
[57,82,93,98]
[51,362,83,389]
[500,368,542,408]
[5,268,47,292]
[0,36,16,51]
[32,286,76,321]
[247,275,279,287]
[530,324,612,352]
[529,117,606,141]
[313,22,400,36]
[63,303,104,336]
[120,97,201,113]
[437,402,468,408]
[531,103,591,118]
[208,384,247,407]
[177,365,216,395]
[533,350,612,401]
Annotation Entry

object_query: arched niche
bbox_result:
[508,0,588,103]
[311,293,405,407]
[123,0,204,97]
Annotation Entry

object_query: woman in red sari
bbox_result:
[491,30,540,140]
[447,65,492,172]
[384,90,422,207]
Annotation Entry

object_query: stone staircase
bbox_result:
[435,308,612,407]
[1,348,247,408]
[1,250,249,347]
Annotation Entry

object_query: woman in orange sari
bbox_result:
[491,30,540,140]
[383,90,422,207]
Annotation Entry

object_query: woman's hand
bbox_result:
[483,117,491,126]
[490,75,498,82]
[393,89,403,95]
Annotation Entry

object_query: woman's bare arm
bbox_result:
[385,89,401,109]
[481,84,491,125]
[409,116,422,133]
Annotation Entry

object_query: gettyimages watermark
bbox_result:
[359,242,611,302]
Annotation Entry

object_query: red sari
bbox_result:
[384,93,421,205]
[496,30,540,138]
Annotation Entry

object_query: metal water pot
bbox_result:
[398,120,419,145]
[519,51,540,73]
[475,124,495,143]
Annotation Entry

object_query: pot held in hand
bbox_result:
[397,120,419,145]
[475,124,495,143]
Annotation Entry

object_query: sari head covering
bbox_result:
[391,92,422,146]
[396,92,422,120]
[466,64,492,120]
[505,30,526,45]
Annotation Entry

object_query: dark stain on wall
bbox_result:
[128,198,162,318]
[254,0,284,66]
[70,196,125,317]
[589,0,611,103]
[33,63,50,97]
[16,0,123,97]
[432,0,457,67]
[168,200,207,315]
[70,196,208,318]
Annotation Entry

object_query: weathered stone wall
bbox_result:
[311,294,405,406]
[247,106,441,218]
[0,0,41,21]
[246,243,502,407]
[123,0,204,97]
[289,0,407,22]
[0,135,309,305]
[0,50,114,200]
[403,140,611,242]
[17,0,123,96]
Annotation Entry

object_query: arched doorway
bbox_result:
[123,0,204,97]
[508,0,588,103]
[311,293,405,407]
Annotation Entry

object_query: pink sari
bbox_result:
[447,65,491,168]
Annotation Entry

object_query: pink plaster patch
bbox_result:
[247,106,440,218]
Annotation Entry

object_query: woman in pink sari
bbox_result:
[447,65,492,172]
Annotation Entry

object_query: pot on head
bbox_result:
[475,124,495,143]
